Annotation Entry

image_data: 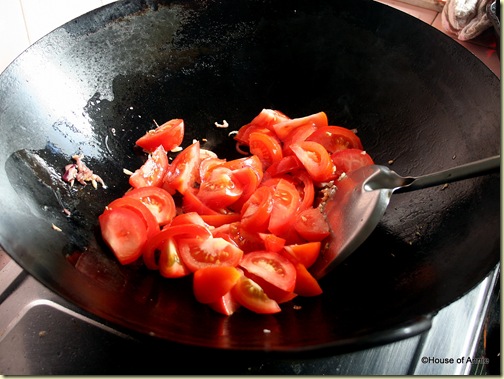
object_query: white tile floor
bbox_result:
[0,0,500,77]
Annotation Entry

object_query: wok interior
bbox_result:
[0,0,500,353]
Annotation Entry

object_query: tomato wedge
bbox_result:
[293,207,330,241]
[240,186,274,233]
[268,178,300,236]
[307,125,363,153]
[99,207,147,265]
[207,291,241,316]
[124,186,176,225]
[293,263,323,297]
[129,145,169,188]
[157,237,192,278]
[136,118,184,152]
[106,197,160,239]
[331,148,374,176]
[178,236,244,272]
[197,167,243,210]
[193,266,242,304]
[273,111,328,140]
[282,241,321,268]
[163,141,200,195]
[231,275,281,314]
[290,141,335,182]
[249,132,283,169]
[239,251,296,292]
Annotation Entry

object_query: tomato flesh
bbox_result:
[136,118,184,152]
[129,145,169,188]
[231,276,281,314]
[124,186,176,225]
[193,266,242,304]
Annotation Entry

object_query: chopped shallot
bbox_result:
[62,154,107,189]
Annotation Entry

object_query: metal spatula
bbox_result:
[310,155,501,279]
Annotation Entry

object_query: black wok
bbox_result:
[0,0,500,355]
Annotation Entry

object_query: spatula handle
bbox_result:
[395,155,500,193]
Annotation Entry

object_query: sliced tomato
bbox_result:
[129,145,169,188]
[258,233,286,253]
[193,266,242,304]
[162,141,200,195]
[158,237,192,278]
[200,213,241,227]
[293,207,330,241]
[228,166,261,212]
[296,171,315,211]
[273,111,328,141]
[307,125,363,153]
[282,123,318,155]
[199,157,226,183]
[282,241,321,268]
[197,167,243,210]
[240,186,274,233]
[234,109,290,144]
[241,271,297,304]
[268,178,300,236]
[136,118,184,152]
[290,141,335,182]
[264,155,302,178]
[331,148,374,176]
[207,291,241,316]
[239,251,296,292]
[106,197,160,239]
[182,189,222,215]
[169,212,208,227]
[143,224,212,270]
[249,132,283,169]
[178,236,244,272]
[124,186,176,225]
[231,275,281,314]
[225,222,266,252]
[294,262,323,297]
[99,207,147,265]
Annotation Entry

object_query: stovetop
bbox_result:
[0,249,499,375]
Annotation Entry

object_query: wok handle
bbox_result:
[395,155,500,193]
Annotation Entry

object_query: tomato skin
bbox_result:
[163,141,200,195]
[290,141,335,182]
[239,251,296,292]
[240,186,274,233]
[307,125,363,153]
[273,111,328,140]
[259,233,286,253]
[268,178,300,237]
[193,266,242,304]
[293,207,330,241]
[178,236,244,272]
[197,167,243,210]
[207,292,241,316]
[143,224,212,270]
[99,207,148,265]
[106,197,160,239]
[158,237,192,278]
[136,118,184,152]
[182,189,222,215]
[231,275,281,314]
[129,145,169,188]
[282,241,321,268]
[331,148,374,176]
[124,186,176,225]
[200,213,241,227]
[294,263,323,297]
[249,132,283,169]
[234,109,290,144]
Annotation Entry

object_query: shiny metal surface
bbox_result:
[313,155,501,278]
[0,255,498,374]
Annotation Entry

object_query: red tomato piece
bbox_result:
[294,263,323,297]
[241,271,298,304]
[197,167,243,210]
[207,291,241,316]
[231,275,281,314]
[264,155,303,178]
[106,197,160,239]
[273,111,328,141]
[193,266,242,304]
[124,186,176,225]
[129,145,169,188]
[258,233,286,253]
[158,237,192,278]
[293,207,330,241]
[182,189,222,215]
[296,171,315,211]
[307,125,363,153]
[163,141,200,195]
[234,109,290,145]
[268,178,300,237]
[143,224,212,270]
[331,148,374,176]
[136,118,184,152]
[169,212,208,227]
[224,222,266,252]
[282,123,318,155]
[200,213,241,227]
[239,251,296,292]
[240,186,274,233]
[290,141,335,182]
[282,241,321,268]
[99,207,147,265]
[178,236,244,272]
[249,132,283,169]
